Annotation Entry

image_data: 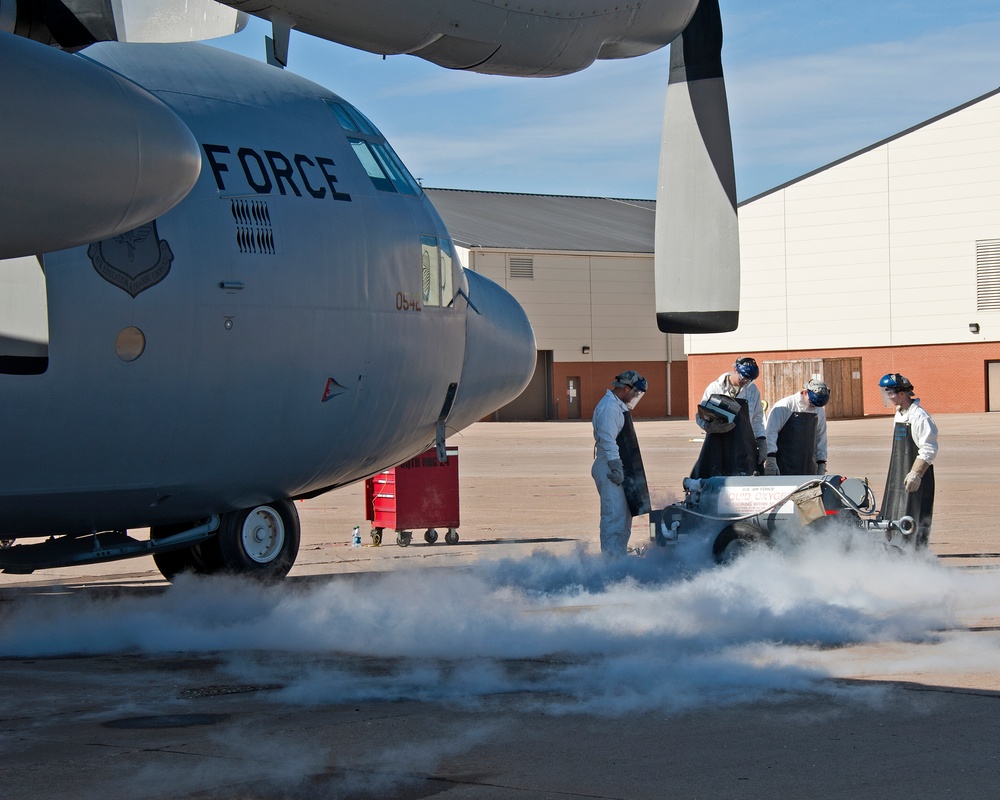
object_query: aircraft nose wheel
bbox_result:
[215,499,300,580]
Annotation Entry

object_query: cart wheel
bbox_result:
[424,529,438,544]
[397,530,412,547]
[445,528,460,545]
[370,528,383,547]
[712,522,765,564]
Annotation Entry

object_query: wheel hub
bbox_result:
[241,507,285,563]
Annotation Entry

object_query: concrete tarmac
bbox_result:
[2,414,1000,799]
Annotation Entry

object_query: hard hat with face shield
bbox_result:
[805,379,830,408]
[879,373,913,394]
[879,373,914,405]
[614,370,647,409]
[734,357,759,382]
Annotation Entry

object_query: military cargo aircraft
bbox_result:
[0,0,739,580]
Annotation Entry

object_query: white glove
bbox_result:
[816,460,827,475]
[763,456,779,476]
[904,458,930,492]
[607,459,625,486]
[705,420,735,435]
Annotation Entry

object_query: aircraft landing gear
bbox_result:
[215,500,300,580]
[150,520,221,580]
[151,501,300,582]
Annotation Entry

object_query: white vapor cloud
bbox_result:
[3,529,999,718]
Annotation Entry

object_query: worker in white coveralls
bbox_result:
[879,373,938,548]
[591,370,651,556]
[692,357,766,478]
[763,379,830,476]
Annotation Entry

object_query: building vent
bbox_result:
[509,256,534,279]
[977,239,1000,311]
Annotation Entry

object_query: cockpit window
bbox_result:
[420,235,456,308]
[326,99,422,196]
[349,140,395,192]
[348,139,421,195]
[325,100,380,136]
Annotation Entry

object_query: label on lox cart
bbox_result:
[717,486,794,516]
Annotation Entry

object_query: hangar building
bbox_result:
[688,86,1000,418]
[425,188,687,421]
[429,85,1000,421]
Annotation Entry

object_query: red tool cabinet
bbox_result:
[364,447,460,546]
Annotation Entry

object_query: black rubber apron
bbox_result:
[691,399,758,479]
[881,421,935,547]
[775,412,819,475]
[616,411,651,517]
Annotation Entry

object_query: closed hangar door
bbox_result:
[989,361,1000,411]
[763,358,863,420]
[493,351,551,421]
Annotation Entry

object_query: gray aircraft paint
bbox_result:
[0,41,535,540]
[0,0,740,575]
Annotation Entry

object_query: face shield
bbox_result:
[878,373,911,407]
[615,371,647,409]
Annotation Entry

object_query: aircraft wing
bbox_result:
[217,0,699,76]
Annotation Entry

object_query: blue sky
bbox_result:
[211,1,1000,201]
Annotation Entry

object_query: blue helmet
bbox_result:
[734,357,759,381]
[879,373,913,394]
[805,379,830,407]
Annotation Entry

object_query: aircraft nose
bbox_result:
[450,270,536,428]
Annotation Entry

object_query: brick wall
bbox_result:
[551,360,688,420]
[688,343,1000,418]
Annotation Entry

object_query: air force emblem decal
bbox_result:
[88,222,174,298]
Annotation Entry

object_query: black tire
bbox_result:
[445,528,460,545]
[150,523,210,580]
[397,530,412,547]
[424,529,438,544]
[712,522,765,564]
[216,499,300,580]
[151,546,201,580]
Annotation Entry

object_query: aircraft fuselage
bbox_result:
[0,41,535,541]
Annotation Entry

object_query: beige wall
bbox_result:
[691,90,1000,356]
[465,248,685,365]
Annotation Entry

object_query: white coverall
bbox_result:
[896,398,939,463]
[765,392,829,462]
[591,389,631,556]
[697,373,765,439]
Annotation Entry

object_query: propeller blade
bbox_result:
[654,0,739,334]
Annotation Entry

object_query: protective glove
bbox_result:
[904,457,930,493]
[816,460,827,475]
[763,456,779,476]
[607,459,625,486]
[756,437,767,463]
[705,420,735,435]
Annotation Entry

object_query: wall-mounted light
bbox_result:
[970,323,980,334]
[582,346,590,354]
